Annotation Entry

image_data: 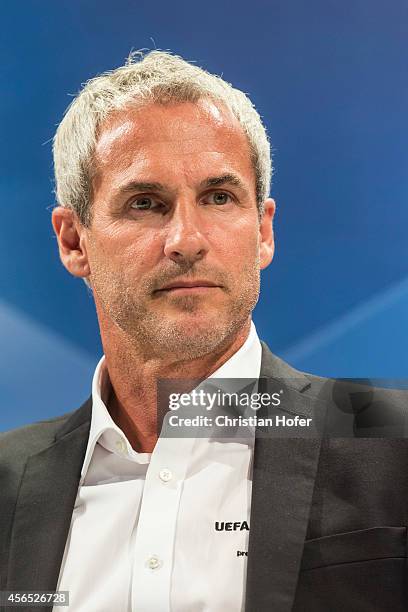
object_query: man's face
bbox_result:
[60,99,275,359]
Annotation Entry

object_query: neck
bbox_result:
[99,319,252,452]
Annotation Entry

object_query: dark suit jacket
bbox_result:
[1,342,408,611]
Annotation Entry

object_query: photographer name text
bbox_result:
[167,414,312,428]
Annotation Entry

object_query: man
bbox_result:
[1,51,407,612]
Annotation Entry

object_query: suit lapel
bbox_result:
[6,399,92,594]
[245,343,326,612]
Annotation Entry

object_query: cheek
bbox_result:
[88,225,162,271]
[219,225,259,260]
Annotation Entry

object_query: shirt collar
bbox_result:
[207,320,261,380]
[80,320,262,481]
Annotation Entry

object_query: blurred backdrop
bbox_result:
[1,0,407,429]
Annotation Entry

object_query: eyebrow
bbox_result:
[199,174,246,190]
[117,173,246,195]
[119,181,166,193]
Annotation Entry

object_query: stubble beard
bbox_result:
[91,261,261,362]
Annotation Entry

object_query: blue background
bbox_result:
[1,0,407,430]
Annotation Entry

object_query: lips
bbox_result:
[159,279,220,291]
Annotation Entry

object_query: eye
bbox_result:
[206,192,233,206]
[129,196,163,211]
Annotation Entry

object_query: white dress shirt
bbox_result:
[54,322,262,612]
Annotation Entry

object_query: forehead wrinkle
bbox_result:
[92,101,256,199]
[96,100,243,156]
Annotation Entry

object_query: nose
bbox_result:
[163,200,209,265]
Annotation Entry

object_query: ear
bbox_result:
[259,198,276,270]
[51,206,90,278]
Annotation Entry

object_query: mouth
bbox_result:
[160,286,220,295]
[155,280,222,295]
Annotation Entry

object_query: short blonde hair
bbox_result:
[53,50,272,226]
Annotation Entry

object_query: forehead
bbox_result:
[93,99,254,189]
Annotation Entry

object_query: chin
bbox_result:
[154,314,231,358]
[172,309,223,327]
[171,315,218,335]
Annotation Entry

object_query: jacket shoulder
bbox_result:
[260,340,330,396]
[0,397,92,475]
[260,342,408,435]
[0,411,76,463]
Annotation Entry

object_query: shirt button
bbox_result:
[115,439,127,455]
[147,556,162,570]
[159,468,173,482]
